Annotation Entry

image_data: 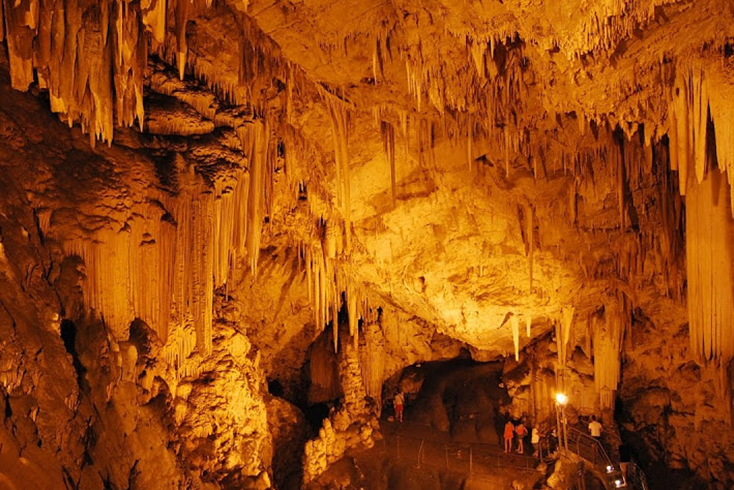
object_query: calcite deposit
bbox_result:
[2,0,734,489]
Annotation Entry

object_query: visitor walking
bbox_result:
[588,415,603,440]
[504,420,515,453]
[394,391,405,422]
[515,421,528,454]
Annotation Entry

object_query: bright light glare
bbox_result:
[606,465,614,473]
[614,479,625,488]
[555,393,568,405]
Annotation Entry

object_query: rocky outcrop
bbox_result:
[617,312,734,490]
[303,322,380,483]
[0,60,275,489]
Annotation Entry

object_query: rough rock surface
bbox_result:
[2,0,734,488]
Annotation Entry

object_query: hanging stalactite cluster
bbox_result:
[0,0,204,144]
[44,120,273,364]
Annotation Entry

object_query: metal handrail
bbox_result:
[565,427,615,470]
[626,462,649,490]
[541,418,648,490]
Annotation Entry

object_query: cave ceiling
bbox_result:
[1,0,733,359]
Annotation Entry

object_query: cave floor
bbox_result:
[308,419,544,490]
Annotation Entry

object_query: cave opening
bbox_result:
[60,319,87,385]
[382,356,511,447]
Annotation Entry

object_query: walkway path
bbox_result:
[381,419,543,474]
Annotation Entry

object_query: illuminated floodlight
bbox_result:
[555,393,568,405]
[606,465,614,473]
[614,479,625,488]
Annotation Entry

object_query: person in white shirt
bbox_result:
[588,415,603,439]
[531,427,540,456]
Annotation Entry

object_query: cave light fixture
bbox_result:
[555,392,568,405]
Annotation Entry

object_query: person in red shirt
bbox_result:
[504,421,515,453]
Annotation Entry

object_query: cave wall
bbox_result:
[0,57,277,489]
[2,1,734,488]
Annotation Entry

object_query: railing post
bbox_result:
[418,439,424,468]
[469,446,473,477]
[445,444,449,469]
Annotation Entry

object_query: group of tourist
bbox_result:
[503,414,604,456]
[503,419,539,454]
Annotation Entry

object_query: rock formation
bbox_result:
[2,0,734,488]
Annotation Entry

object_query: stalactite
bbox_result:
[332,293,339,352]
[324,91,351,251]
[239,120,270,276]
[526,204,533,291]
[617,138,626,229]
[686,167,734,365]
[511,315,520,361]
[174,0,190,80]
[703,64,734,216]
[348,283,358,348]
[52,143,279,358]
[469,38,485,78]
[556,307,574,367]
[504,126,511,176]
[381,121,397,207]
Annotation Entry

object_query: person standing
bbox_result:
[588,415,603,440]
[394,391,405,422]
[504,420,515,453]
[549,428,558,455]
[531,426,540,456]
[515,421,528,454]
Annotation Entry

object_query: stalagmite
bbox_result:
[526,315,531,338]
[359,322,384,408]
[592,303,626,409]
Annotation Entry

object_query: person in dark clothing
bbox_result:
[515,421,528,454]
